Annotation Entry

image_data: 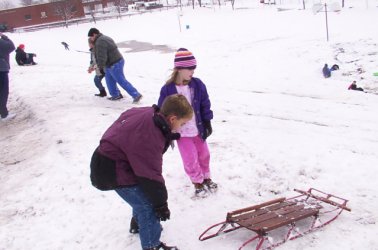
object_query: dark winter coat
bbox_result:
[157,77,213,140]
[93,33,123,69]
[348,83,364,92]
[97,106,179,208]
[0,35,15,72]
[322,64,331,78]
[15,47,28,65]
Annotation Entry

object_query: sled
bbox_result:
[199,188,351,250]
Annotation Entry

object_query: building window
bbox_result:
[41,12,47,18]
[83,5,91,14]
[24,14,32,21]
[95,4,102,11]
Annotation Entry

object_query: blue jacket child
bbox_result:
[322,64,331,78]
[322,64,339,78]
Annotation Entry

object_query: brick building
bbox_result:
[0,0,149,31]
[0,1,88,31]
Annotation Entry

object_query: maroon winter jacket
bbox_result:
[98,106,178,207]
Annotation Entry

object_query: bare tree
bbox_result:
[48,0,80,28]
[21,0,34,6]
[0,0,14,10]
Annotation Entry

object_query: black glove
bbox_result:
[99,68,105,75]
[203,120,212,139]
[154,203,170,221]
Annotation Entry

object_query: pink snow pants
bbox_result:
[176,135,211,184]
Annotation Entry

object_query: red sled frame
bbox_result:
[199,188,351,250]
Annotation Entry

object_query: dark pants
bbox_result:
[94,75,105,91]
[115,186,162,249]
[0,72,9,118]
[25,53,35,64]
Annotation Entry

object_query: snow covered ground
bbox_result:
[1,0,378,249]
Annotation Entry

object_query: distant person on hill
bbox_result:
[87,38,107,97]
[61,41,69,50]
[322,63,339,78]
[15,44,37,66]
[90,94,193,250]
[87,28,143,103]
[322,64,331,78]
[157,48,217,198]
[0,33,16,121]
[348,81,364,92]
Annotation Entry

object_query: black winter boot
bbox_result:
[95,89,107,97]
[144,242,178,250]
[129,216,139,234]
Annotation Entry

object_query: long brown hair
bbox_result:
[165,69,179,85]
[165,68,190,86]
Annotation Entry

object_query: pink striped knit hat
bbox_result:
[174,48,197,70]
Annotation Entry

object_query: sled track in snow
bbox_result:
[117,40,175,53]
[0,96,48,166]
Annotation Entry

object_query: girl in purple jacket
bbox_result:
[158,48,217,197]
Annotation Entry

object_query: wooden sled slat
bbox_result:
[228,201,297,222]
[250,207,319,233]
[199,188,351,250]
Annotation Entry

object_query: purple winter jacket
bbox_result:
[98,106,174,207]
[157,77,213,140]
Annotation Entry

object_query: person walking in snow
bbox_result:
[157,48,217,198]
[91,94,193,250]
[0,33,16,121]
[61,41,69,50]
[15,44,37,66]
[87,28,143,103]
[87,38,107,97]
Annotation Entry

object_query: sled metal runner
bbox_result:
[199,188,351,250]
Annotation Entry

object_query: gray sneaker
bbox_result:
[132,94,143,104]
[108,94,123,101]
